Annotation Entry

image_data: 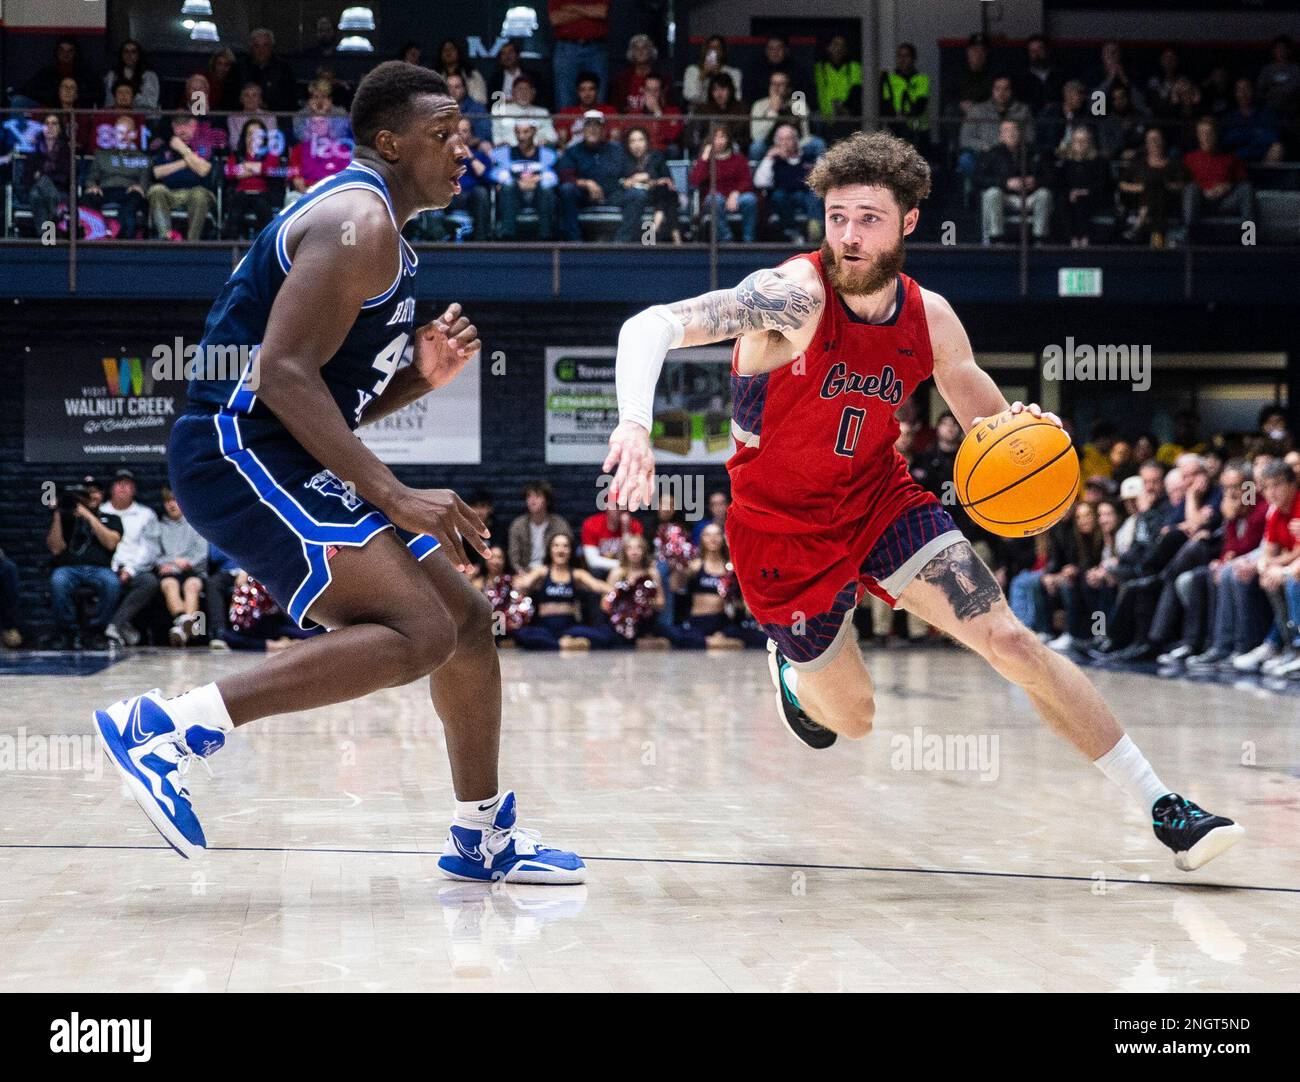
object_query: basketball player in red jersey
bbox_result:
[604,132,1242,871]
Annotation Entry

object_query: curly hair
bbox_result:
[806,130,932,211]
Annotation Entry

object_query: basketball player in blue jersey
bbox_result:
[92,62,584,883]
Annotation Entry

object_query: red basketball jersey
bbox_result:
[727,253,938,541]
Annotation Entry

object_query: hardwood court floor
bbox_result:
[1,645,1297,992]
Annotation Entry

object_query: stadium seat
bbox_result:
[4,152,35,237]
[1257,189,1300,245]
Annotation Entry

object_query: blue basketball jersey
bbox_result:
[187,160,418,430]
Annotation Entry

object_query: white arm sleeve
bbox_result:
[583,545,618,574]
[615,305,684,432]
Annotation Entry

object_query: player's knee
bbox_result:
[831,689,875,739]
[392,619,457,682]
[984,616,1042,678]
[457,587,495,644]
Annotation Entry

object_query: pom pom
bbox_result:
[658,524,697,572]
[607,576,658,639]
[484,574,534,632]
[229,578,281,632]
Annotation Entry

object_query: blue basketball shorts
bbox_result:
[169,406,440,628]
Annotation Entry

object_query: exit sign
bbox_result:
[1059,268,1102,297]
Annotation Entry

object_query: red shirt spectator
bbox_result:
[288,117,351,190]
[225,150,281,194]
[549,1,608,43]
[689,142,754,197]
[622,73,683,150]
[1222,502,1268,559]
[581,509,644,570]
[1184,148,1245,193]
[611,68,657,113]
[611,34,668,113]
[556,73,616,144]
[1263,488,1300,549]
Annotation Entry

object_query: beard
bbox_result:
[821,231,906,297]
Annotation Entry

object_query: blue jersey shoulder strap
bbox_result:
[272,161,407,308]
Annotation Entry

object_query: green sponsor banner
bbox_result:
[544,346,733,465]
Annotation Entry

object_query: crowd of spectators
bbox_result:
[399,24,830,246]
[471,482,765,651]
[0,23,834,244]
[5,472,767,655]
[33,467,319,653]
[949,33,1298,245]
[4,399,1296,675]
[3,29,359,241]
[945,407,1300,679]
[4,22,1297,246]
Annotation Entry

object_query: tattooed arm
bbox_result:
[603,263,824,509]
[665,263,823,347]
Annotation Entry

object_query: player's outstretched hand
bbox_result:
[972,401,1063,429]
[603,421,656,511]
[385,486,489,571]
[414,303,481,390]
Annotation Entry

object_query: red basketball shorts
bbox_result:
[726,500,965,670]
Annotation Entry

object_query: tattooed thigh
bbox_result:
[913,541,1003,622]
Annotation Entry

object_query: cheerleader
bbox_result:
[470,545,508,593]
[651,493,688,630]
[665,523,766,649]
[473,546,530,644]
[511,535,614,650]
[600,534,668,648]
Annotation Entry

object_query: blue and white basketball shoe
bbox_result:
[93,689,225,859]
[438,791,586,885]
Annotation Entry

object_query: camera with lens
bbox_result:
[58,484,92,513]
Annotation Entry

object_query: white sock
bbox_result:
[454,792,501,825]
[1093,734,1170,812]
[781,665,799,699]
[166,683,234,734]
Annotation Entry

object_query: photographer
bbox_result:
[45,479,123,649]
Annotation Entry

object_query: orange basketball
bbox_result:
[954,410,1079,538]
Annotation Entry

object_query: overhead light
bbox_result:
[182,19,195,29]
[502,6,538,37]
[189,20,219,42]
[338,7,375,31]
[181,1,213,15]
[337,35,374,53]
